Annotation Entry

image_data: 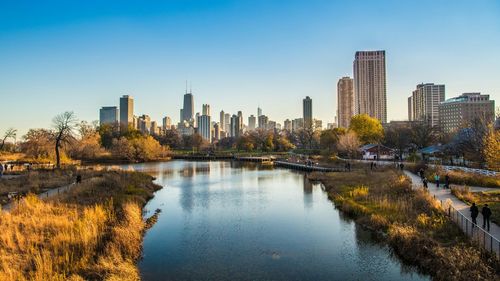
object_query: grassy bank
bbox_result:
[309,168,499,280]
[0,170,161,280]
[407,163,500,188]
[451,187,500,225]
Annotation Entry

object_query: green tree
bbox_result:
[0,128,17,151]
[349,114,383,144]
[319,128,346,153]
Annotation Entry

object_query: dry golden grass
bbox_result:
[310,169,500,281]
[0,170,161,281]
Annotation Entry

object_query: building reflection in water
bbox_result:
[303,175,313,209]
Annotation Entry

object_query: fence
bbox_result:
[436,197,500,258]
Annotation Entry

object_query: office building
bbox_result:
[408,83,445,127]
[248,115,256,130]
[224,113,231,132]
[353,50,387,123]
[213,123,221,141]
[162,116,172,130]
[314,119,322,130]
[292,118,303,132]
[138,115,151,134]
[220,110,225,131]
[337,77,354,128]
[230,114,243,138]
[303,96,313,128]
[439,93,495,133]
[197,114,212,142]
[202,104,210,116]
[182,92,194,121]
[283,119,292,131]
[258,107,262,117]
[99,106,119,125]
[119,95,134,129]
[258,115,269,129]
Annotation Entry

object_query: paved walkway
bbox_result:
[1,177,98,212]
[404,170,500,241]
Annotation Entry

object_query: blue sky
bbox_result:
[1,0,499,135]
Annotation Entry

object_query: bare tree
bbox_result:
[52,111,78,168]
[0,128,17,151]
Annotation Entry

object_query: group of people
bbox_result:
[418,168,450,190]
[470,203,492,231]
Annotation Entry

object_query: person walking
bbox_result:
[347,162,351,172]
[482,204,492,231]
[444,174,450,189]
[434,174,440,188]
[470,203,479,226]
[0,163,4,179]
[423,178,428,189]
[418,168,425,179]
[370,162,374,170]
[399,163,404,171]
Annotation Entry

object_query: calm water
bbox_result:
[121,160,428,281]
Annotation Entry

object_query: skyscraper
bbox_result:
[258,115,268,129]
[138,114,151,134]
[257,107,262,117]
[220,110,225,130]
[202,104,210,116]
[408,83,445,127]
[230,114,242,138]
[224,113,231,132]
[119,95,134,129]
[353,50,387,123]
[337,77,354,128]
[237,111,243,127]
[248,115,256,130]
[162,116,172,130]
[182,92,194,122]
[99,106,119,125]
[284,119,292,131]
[303,96,313,129]
[197,114,212,142]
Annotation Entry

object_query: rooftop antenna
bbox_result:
[190,81,192,94]
[185,80,187,94]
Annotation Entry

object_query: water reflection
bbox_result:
[121,160,428,281]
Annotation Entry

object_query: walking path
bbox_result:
[1,177,98,212]
[404,170,500,241]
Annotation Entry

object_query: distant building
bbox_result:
[353,50,387,123]
[314,119,322,130]
[327,123,337,130]
[99,106,119,125]
[230,114,243,138]
[303,96,313,128]
[197,114,212,142]
[292,118,303,132]
[258,115,269,129]
[120,95,134,129]
[284,119,292,131]
[162,116,172,131]
[257,107,262,117]
[138,114,151,134]
[182,92,194,122]
[439,93,495,133]
[224,113,231,132]
[267,121,277,130]
[408,83,445,127]
[220,110,225,131]
[202,104,210,116]
[248,115,256,130]
[337,77,354,128]
[213,123,221,141]
[150,121,160,135]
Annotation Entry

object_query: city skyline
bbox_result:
[1,1,500,134]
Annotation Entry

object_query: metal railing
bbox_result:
[436,198,500,258]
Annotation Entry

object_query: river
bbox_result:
[120,160,429,281]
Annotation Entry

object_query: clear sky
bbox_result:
[1,0,499,135]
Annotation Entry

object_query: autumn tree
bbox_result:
[337,131,361,158]
[20,129,54,160]
[349,114,383,144]
[0,128,17,151]
[383,124,412,159]
[319,128,346,154]
[52,111,78,168]
[483,126,500,171]
[410,122,437,149]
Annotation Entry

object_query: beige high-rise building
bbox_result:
[337,77,354,128]
[408,83,445,127]
[119,95,134,129]
[353,50,387,123]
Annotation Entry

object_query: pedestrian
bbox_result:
[482,204,492,231]
[76,175,82,184]
[3,164,7,171]
[470,202,479,226]
[444,174,450,189]
[399,163,404,171]
[347,162,351,172]
[370,162,374,170]
[423,178,428,189]
[434,174,440,188]
[373,162,377,169]
[418,168,425,179]
[0,163,4,179]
